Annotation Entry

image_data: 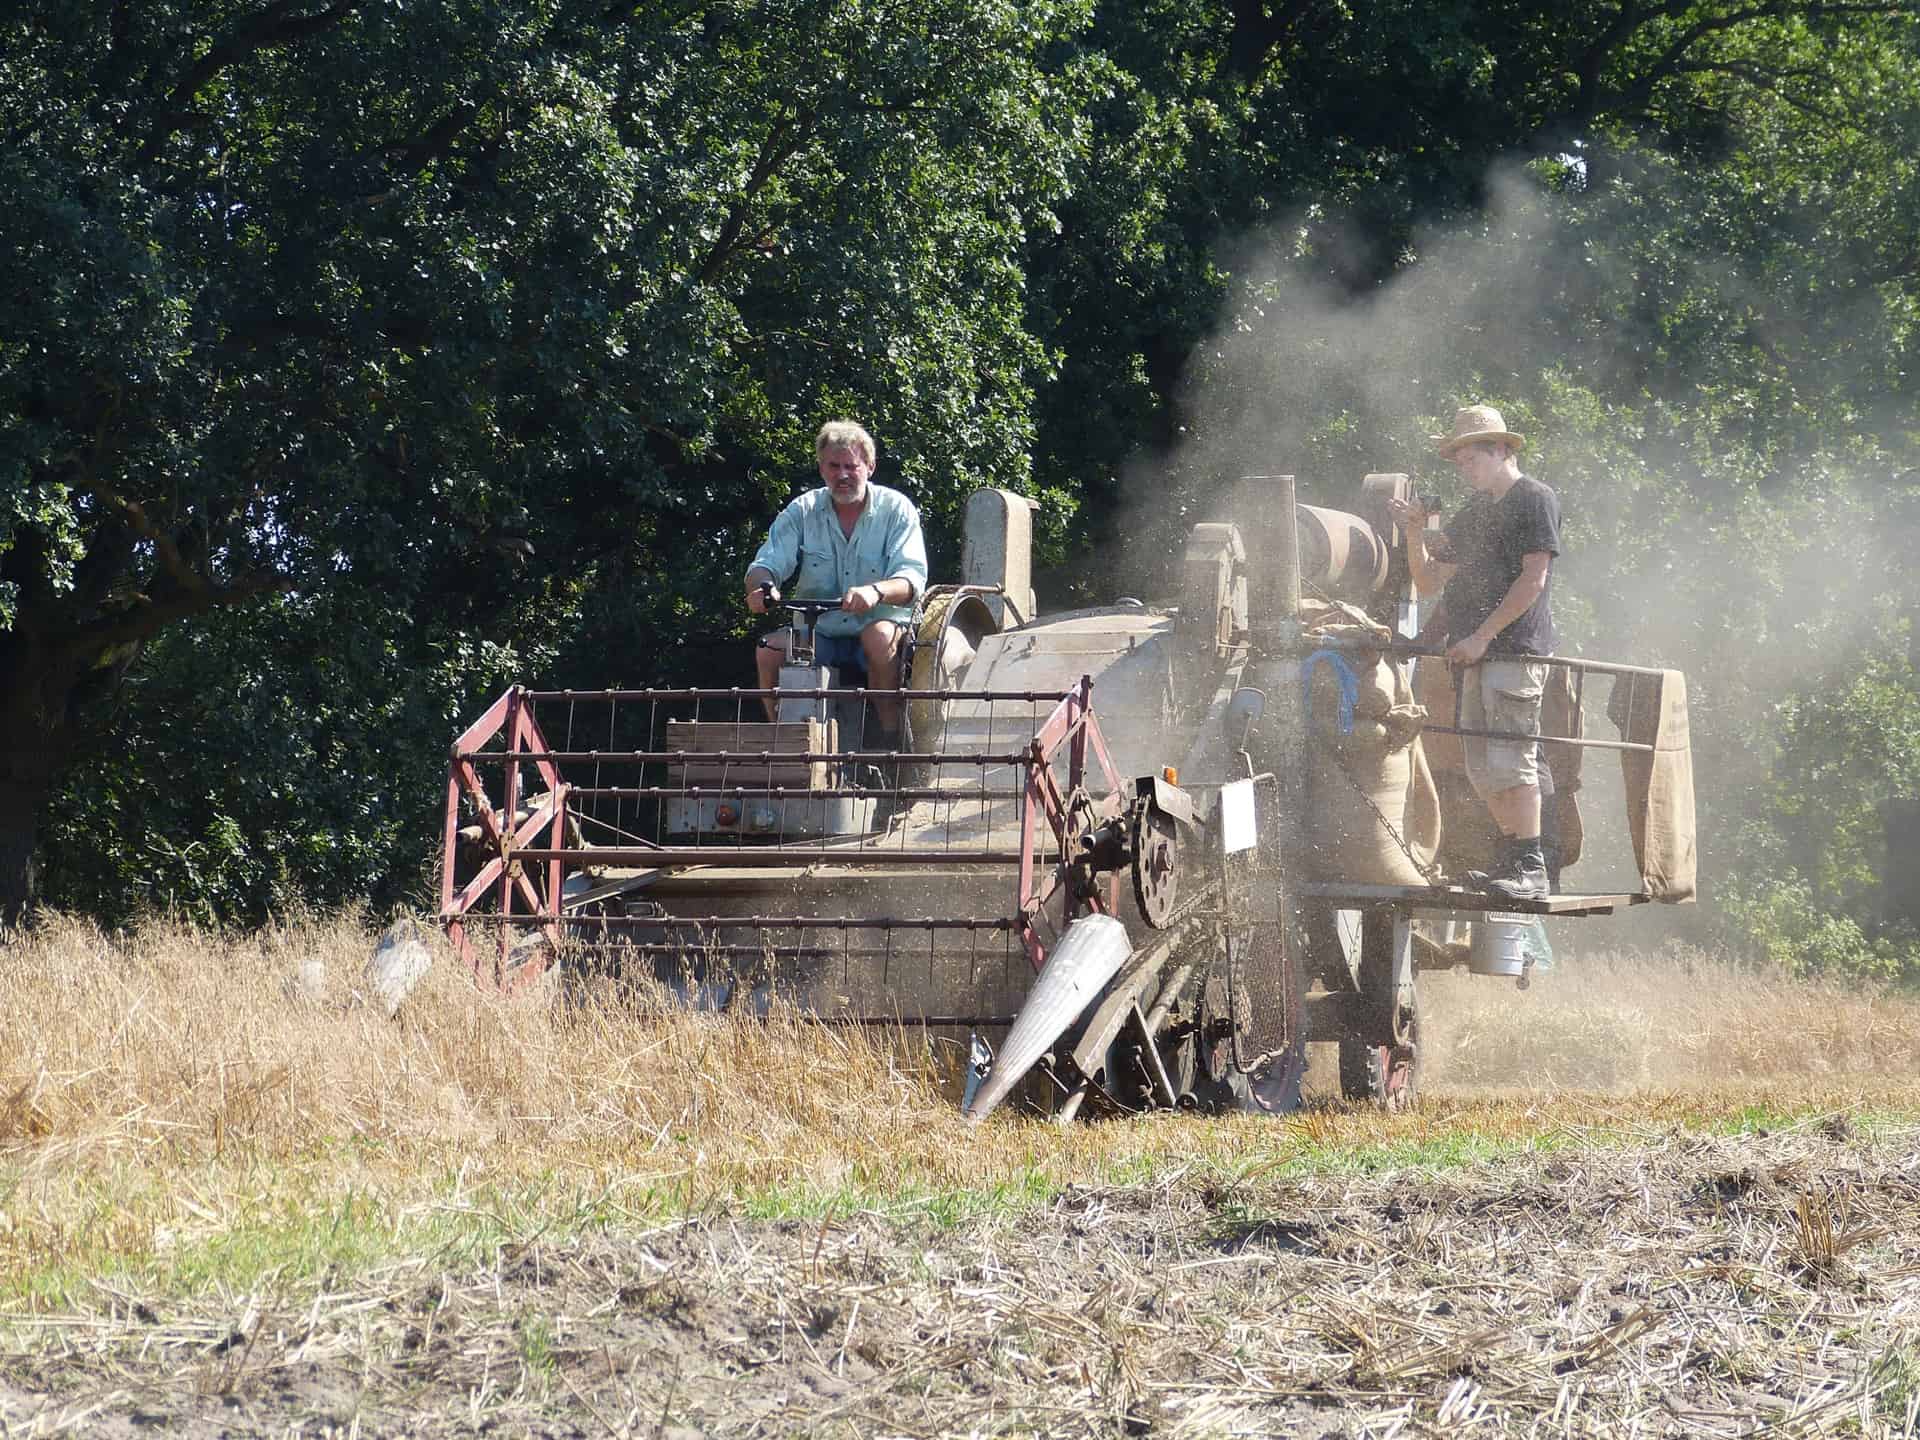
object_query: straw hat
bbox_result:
[1433,405,1525,457]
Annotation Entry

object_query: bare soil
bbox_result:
[4,1116,1917,1438]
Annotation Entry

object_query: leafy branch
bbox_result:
[694,105,820,285]
[1560,0,1912,139]
[135,0,363,167]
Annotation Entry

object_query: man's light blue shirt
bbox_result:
[748,483,928,637]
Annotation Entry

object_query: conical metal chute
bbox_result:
[964,913,1134,1123]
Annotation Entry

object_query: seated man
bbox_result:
[745,420,928,746]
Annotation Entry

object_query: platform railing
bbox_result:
[1287,637,1662,755]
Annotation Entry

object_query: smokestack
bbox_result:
[1238,474,1300,619]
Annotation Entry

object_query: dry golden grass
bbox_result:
[0,910,1000,1197]
[1422,945,1920,1094]
[4,913,1919,1176]
[1,911,1917,1286]
[4,914,1920,1437]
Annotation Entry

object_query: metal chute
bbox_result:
[963,914,1133,1123]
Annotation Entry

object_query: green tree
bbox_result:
[3,0,1088,922]
[12,0,1920,946]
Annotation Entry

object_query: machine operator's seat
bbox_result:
[805,628,873,687]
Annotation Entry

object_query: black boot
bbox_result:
[1486,837,1549,903]
[1464,836,1518,892]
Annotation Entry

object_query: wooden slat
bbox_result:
[664,718,835,789]
[1296,881,1647,916]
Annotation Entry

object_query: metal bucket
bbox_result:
[1469,913,1551,978]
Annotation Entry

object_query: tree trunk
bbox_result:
[0,631,80,928]
[0,763,52,928]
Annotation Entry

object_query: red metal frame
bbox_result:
[1018,677,1127,969]
[440,677,1128,999]
[439,686,571,991]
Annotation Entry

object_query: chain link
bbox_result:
[1329,746,1449,886]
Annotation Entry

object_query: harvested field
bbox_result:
[2,915,1918,1437]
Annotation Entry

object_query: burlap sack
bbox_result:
[1609,668,1697,903]
[1303,649,1440,885]
[1414,655,1464,772]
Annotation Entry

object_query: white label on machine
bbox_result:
[1219,779,1257,853]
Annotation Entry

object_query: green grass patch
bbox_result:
[3,1093,1916,1313]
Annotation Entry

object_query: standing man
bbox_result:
[1389,405,1561,902]
[745,420,928,746]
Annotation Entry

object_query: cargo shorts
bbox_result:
[1459,659,1547,797]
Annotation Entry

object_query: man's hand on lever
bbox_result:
[1447,630,1491,666]
[841,583,882,616]
[751,578,893,618]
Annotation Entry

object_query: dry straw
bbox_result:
[1420,947,1920,1094]
[3,913,1918,1184]
[0,910,987,1177]
[2,915,1919,1435]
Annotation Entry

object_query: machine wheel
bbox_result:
[1335,909,1423,1112]
[1174,963,1243,1112]
[1133,960,1269,1115]
[1149,1021,1233,1114]
[1337,1011,1421,1111]
[1130,805,1180,928]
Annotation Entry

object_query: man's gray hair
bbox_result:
[815,420,876,465]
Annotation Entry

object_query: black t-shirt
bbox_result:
[1440,475,1560,656]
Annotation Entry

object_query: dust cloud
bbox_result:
[1109,158,1919,958]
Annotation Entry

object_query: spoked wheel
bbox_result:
[1116,910,1305,1116]
[1138,951,1304,1115]
[1140,962,1239,1113]
[1331,907,1423,1112]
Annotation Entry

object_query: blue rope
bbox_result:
[1302,650,1360,735]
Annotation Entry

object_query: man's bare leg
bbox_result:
[1485,782,1541,841]
[754,629,789,722]
[859,621,904,736]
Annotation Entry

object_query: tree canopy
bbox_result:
[4,0,1918,976]
[3,0,1088,915]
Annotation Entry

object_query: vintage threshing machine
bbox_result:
[440,476,1695,1119]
